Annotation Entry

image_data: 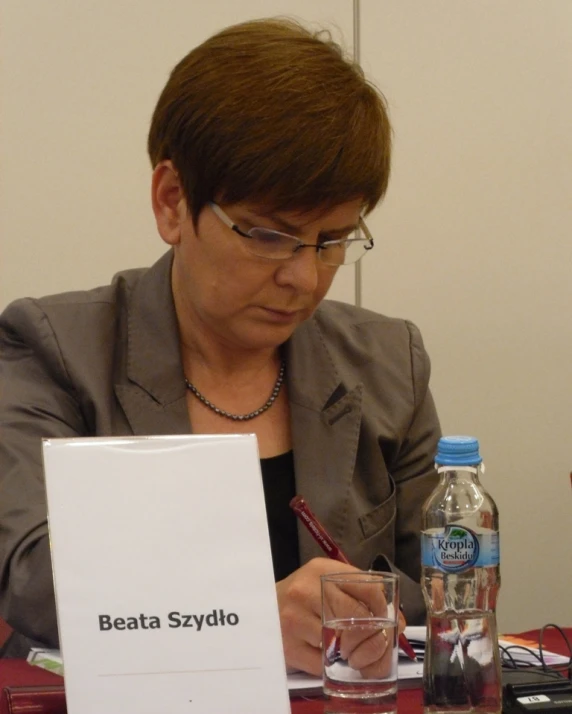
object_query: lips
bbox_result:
[260,306,305,322]
[266,308,298,316]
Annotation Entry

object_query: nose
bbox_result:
[274,247,321,294]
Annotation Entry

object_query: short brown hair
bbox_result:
[148,18,391,221]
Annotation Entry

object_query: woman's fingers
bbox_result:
[276,558,357,675]
[277,560,399,678]
[323,573,398,676]
[284,640,323,677]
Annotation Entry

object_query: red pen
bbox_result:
[290,495,418,663]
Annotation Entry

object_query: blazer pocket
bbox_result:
[358,475,396,540]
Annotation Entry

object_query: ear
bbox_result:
[151,160,187,246]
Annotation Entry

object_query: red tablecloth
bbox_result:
[1,628,569,714]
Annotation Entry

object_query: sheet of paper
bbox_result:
[286,661,424,696]
[27,648,64,676]
[498,636,570,667]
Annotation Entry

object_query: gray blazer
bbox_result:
[0,250,440,653]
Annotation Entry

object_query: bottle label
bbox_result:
[421,526,499,572]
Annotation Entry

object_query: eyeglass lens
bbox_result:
[245,228,369,265]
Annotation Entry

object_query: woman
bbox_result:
[0,19,440,672]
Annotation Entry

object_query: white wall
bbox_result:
[0,0,355,307]
[1,0,570,634]
[360,0,572,631]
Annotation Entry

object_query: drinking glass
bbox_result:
[321,571,399,714]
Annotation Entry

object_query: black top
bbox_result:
[260,450,300,582]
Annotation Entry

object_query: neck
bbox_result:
[180,338,281,385]
[172,286,280,383]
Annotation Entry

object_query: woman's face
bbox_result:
[170,198,363,353]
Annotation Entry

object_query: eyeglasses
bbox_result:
[208,202,374,266]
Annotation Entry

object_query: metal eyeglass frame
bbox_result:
[208,201,374,266]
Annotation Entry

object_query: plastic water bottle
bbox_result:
[421,436,501,714]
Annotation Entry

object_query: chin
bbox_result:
[239,324,298,351]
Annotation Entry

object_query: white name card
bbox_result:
[42,434,290,714]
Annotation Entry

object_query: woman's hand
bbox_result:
[276,558,354,675]
[275,558,406,676]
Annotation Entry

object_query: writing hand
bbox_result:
[276,558,406,676]
[323,575,406,678]
[276,557,357,675]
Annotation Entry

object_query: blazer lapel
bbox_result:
[114,251,191,436]
[286,316,363,565]
[114,384,189,436]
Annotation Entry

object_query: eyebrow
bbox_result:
[245,210,359,236]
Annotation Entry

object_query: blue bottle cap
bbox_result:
[436,436,482,466]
